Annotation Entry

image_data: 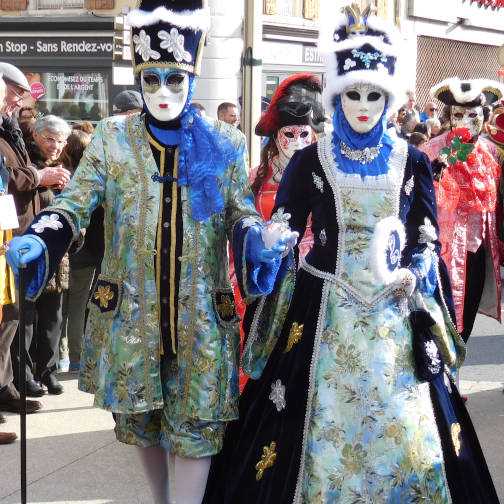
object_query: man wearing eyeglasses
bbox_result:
[0,62,71,415]
[420,101,439,122]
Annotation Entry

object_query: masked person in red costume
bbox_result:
[251,73,325,258]
[420,78,504,343]
[231,74,325,391]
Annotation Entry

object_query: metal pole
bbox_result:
[18,264,27,504]
[242,0,263,171]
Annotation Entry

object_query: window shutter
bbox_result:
[264,0,278,15]
[303,0,319,20]
[85,0,113,9]
[0,0,27,10]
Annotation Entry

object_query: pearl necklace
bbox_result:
[340,140,383,164]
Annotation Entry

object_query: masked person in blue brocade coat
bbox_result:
[203,3,499,503]
[4,1,297,503]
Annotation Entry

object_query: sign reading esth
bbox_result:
[0,37,113,58]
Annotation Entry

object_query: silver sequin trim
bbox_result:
[404,174,414,196]
[316,135,408,306]
[293,280,330,504]
[240,295,266,371]
[340,140,383,164]
[269,379,286,412]
[241,216,261,228]
[312,172,324,193]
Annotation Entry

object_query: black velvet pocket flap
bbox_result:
[88,275,123,318]
[212,288,239,327]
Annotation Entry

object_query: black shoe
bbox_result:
[0,398,42,414]
[25,379,45,397]
[40,374,64,395]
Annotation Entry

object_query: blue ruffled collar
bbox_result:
[332,96,394,178]
[144,76,243,221]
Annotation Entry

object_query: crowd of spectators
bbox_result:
[387,88,447,148]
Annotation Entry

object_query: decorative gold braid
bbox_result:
[94,285,114,309]
[128,114,153,410]
[148,131,166,356]
[343,2,374,33]
[255,442,277,481]
[451,422,462,457]
[484,86,504,101]
[433,85,451,100]
[169,151,179,354]
[284,322,304,353]
[181,220,200,415]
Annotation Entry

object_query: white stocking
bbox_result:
[173,455,211,504]
[136,446,172,504]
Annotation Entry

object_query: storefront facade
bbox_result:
[261,0,324,101]
[403,0,504,109]
[0,16,129,124]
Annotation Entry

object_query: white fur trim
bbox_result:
[369,216,406,285]
[128,6,210,32]
[318,0,405,114]
[430,77,504,105]
[321,65,406,114]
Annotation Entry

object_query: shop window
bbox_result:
[85,0,114,9]
[0,0,27,9]
[26,71,109,125]
[36,0,83,7]
[272,0,302,17]
[264,0,277,15]
[303,0,319,20]
[265,75,280,102]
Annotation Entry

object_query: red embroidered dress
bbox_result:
[420,132,502,331]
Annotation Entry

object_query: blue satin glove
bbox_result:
[6,235,44,276]
[246,225,286,264]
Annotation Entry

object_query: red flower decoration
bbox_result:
[466,152,478,168]
[448,128,472,144]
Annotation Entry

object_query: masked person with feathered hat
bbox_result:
[4,1,297,502]
[420,78,504,344]
[203,3,498,503]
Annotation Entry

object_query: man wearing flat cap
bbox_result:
[112,89,143,115]
[0,62,71,414]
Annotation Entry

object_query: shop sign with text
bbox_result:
[0,37,113,58]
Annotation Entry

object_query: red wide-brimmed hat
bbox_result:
[255,73,325,137]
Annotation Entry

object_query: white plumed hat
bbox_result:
[318,1,405,113]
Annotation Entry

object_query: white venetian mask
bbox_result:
[141,68,189,122]
[275,124,313,159]
[340,83,386,133]
[450,105,484,139]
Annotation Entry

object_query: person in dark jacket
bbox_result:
[0,63,70,413]
[12,115,72,395]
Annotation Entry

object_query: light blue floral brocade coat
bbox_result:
[48,114,259,419]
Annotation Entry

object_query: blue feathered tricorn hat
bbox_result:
[318,1,404,113]
[127,0,210,76]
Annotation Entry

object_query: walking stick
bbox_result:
[18,263,27,504]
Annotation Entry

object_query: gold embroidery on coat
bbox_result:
[451,422,462,457]
[284,322,304,353]
[255,441,277,481]
[94,285,114,309]
[217,295,234,319]
[181,220,200,415]
[129,115,153,410]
